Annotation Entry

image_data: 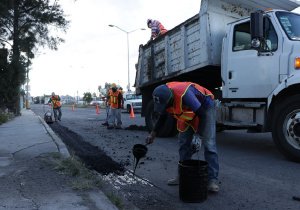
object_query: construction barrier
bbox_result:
[96,104,100,115]
[130,105,135,118]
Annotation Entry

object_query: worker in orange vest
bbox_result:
[107,84,123,129]
[48,92,62,122]
[146,82,219,192]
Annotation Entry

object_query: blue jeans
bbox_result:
[53,107,62,121]
[178,102,219,181]
[108,108,122,127]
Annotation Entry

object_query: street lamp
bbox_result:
[108,24,145,92]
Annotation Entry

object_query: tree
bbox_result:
[97,85,102,93]
[0,0,69,114]
[83,92,92,104]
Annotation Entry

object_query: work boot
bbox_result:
[115,125,122,129]
[208,180,219,192]
[167,176,179,186]
[107,125,114,130]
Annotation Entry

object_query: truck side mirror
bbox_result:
[250,11,264,49]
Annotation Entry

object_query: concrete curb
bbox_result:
[34,111,70,158]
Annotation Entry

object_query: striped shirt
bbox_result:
[149,19,167,39]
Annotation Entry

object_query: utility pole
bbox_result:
[25,46,30,109]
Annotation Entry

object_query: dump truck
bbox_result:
[135,0,300,162]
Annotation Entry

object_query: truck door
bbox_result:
[224,17,280,99]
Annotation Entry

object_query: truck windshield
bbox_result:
[276,11,300,41]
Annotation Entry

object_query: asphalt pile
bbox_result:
[49,123,125,175]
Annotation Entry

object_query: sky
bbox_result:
[30,0,201,97]
[29,0,300,98]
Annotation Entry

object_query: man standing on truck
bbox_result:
[48,92,62,122]
[147,19,168,41]
[146,82,220,192]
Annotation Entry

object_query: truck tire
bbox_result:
[145,100,176,137]
[272,95,300,162]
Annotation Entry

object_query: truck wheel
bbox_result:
[127,105,132,113]
[145,100,176,137]
[216,123,225,132]
[272,95,300,162]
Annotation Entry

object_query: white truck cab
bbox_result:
[223,10,300,99]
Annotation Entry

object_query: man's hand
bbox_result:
[145,131,156,145]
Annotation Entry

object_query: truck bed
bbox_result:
[135,0,299,92]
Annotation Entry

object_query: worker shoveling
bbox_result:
[132,144,148,175]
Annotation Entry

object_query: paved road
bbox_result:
[31,104,300,210]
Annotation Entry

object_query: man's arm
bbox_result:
[146,113,167,144]
[118,93,123,108]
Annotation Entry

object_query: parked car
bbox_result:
[89,100,105,106]
[123,93,142,113]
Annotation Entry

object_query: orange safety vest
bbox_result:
[109,90,120,109]
[166,82,214,132]
[51,95,61,108]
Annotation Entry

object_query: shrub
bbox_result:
[0,112,9,124]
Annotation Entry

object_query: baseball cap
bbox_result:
[152,84,172,114]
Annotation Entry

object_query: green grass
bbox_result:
[107,192,124,209]
[52,154,103,190]
[50,153,125,208]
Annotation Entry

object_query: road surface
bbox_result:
[31,104,300,210]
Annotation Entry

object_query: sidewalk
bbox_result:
[0,109,118,210]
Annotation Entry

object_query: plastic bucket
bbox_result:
[179,159,208,203]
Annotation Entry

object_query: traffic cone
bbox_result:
[96,104,100,115]
[130,105,135,118]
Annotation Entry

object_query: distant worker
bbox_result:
[117,86,124,127]
[48,92,62,122]
[145,82,220,192]
[107,84,123,129]
[102,85,113,126]
[147,19,168,41]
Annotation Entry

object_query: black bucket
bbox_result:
[179,159,208,203]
